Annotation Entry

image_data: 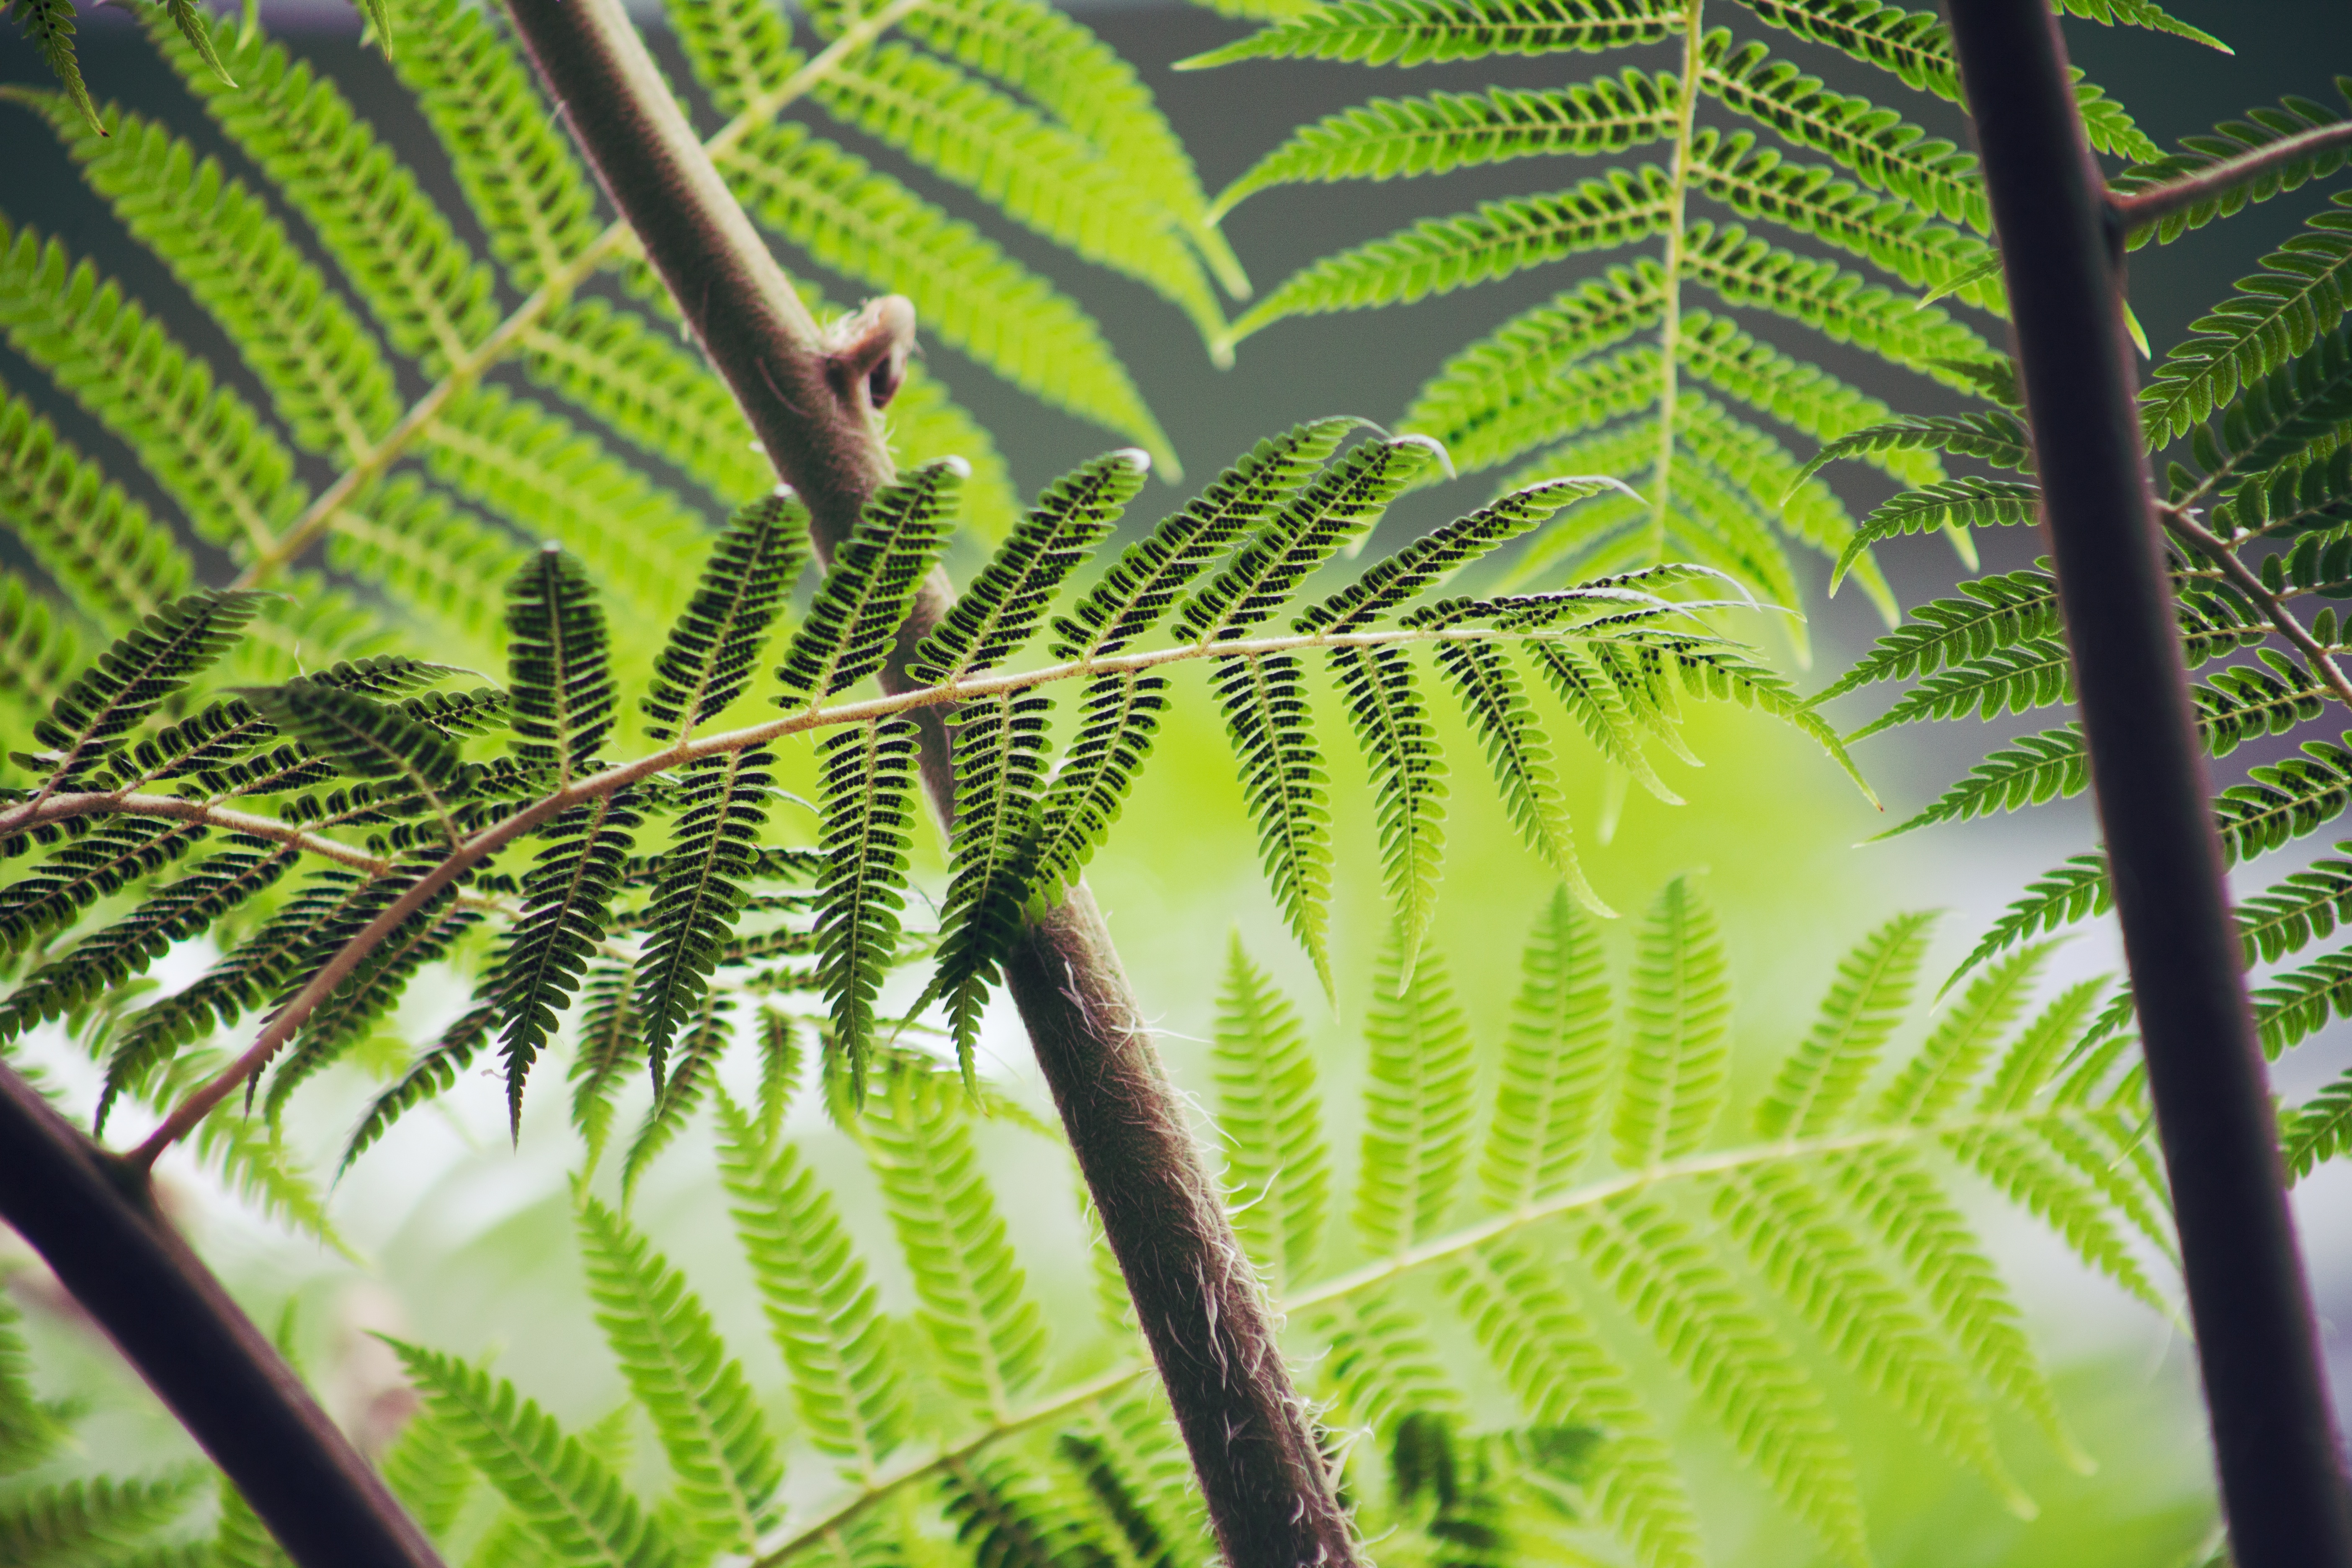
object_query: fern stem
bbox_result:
[2112,120,2352,231]
[1946,3,2352,1560]
[0,789,385,871]
[228,0,931,587]
[2161,505,2352,711]
[1646,0,1709,559]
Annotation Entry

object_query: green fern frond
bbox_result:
[1316,1291,1465,1441]
[0,1295,64,1475]
[1676,395,1880,612]
[328,477,524,660]
[1356,932,1478,1253]
[1877,726,2088,838]
[1054,417,1360,659]
[1184,435,1440,639]
[2141,192,2352,446]
[637,748,774,1093]
[1578,1195,1869,1566]
[382,0,603,291]
[1953,855,2110,984]
[0,571,82,718]
[2216,444,2352,539]
[390,1340,682,1568]
[1676,312,1950,488]
[928,693,1051,1078]
[941,1448,1117,1568]
[381,1404,476,1544]
[0,223,305,554]
[715,1096,909,1480]
[812,44,1229,345]
[2211,738,2352,864]
[913,449,1147,683]
[245,682,461,827]
[1024,669,1169,910]
[1210,936,1331,1295]
[2052,0,2227,50]
[0,385,193,626]
[1757,910,1934,1137]
[29,95,402,462]
[644,496,806,741]
[1813,567,2059,704]
[1846,636,2071,740]
[341,1002,493,1173]
[776,459,962,702]
[1479,887,1612,1209]
[865,1070,1050,1420]
[507,545,618,782]
[2169,316,2352,501]
[565,961,640,1172]
[813,721,920,1089]
[1434,638,1600,910]
[2117,91,2350,247]
[1408,345,1662,482]
[2251,946,2352,1057]
[0,1471,203,1565]
[1795,410,2031,490]
[27,589,262,786]
[1443,1242,1701,1568]
[1947,1120,2169,1313]
[1214,70,1680,215]
[2236,849,2352,965]
[1832,477,2042,589]
[1226,170,1674,344]
[1215,652,1336,995]
[663,0,797,114]
[1612,874,1731,1167]
[266,895,477,1127]
[138,1042,343,1243]
[1175,0,1682,70]
[575,1193,782,1554]
[1735,0,1956,101]
[718,124,1176,468]
[1331,645,1449,966]
[155,15,497,370]
[2285,1065,2352,1181]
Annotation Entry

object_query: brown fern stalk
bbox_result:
[1942,3,2352,1563]
[498,0,1359,1560]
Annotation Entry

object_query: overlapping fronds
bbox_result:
[1355,930,1478,1252]
[776,461,963,702]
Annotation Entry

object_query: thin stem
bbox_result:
[2111,119,2352,231]
[0,789,385,870]
[228,0,930,587]
[1647,0,1708,558]
[2162,505,2352,711]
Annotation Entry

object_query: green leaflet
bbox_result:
[637,749,774,1095]
[1832,478,2041,589]
[1354,931,1478,1253]
[264,895,478,1127]
[0,1472,207,1565]
[1215,651,1336,996]
[620,991,733,1197]
[507,545,617,783]
[28,589,262,784]
[775,460,962,702]
[1331,644,1449,969]
[1612,874,1731,1167]
[1436,638,1601,912]
[0,383,193,628]
[1756,910,1936,1137]
[927,693,1051,1080]
[1023,668,1168,912]
[1480,886,1613,1209]
[1211,936,1332,1295]
[1176,0,1683,70]
[812,719,921,1091]
[643,495,807,741]
[341,1002,495,1173]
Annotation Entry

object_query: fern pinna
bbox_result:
[1179,0,2233,642]
[0,883,2173,1567]
[1816,78,2352,1189]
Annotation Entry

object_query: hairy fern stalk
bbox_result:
[3,884,2175,1567]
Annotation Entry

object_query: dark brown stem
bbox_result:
[0,1068,445,1568]
[498,0,1359,1560]
[1945,5,2352,1565]
[2111,119,2352,231]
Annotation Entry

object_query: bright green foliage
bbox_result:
[1756,911,1934,1137]
[29,590,261,786]
[0,1472,202,1565]
[0,387,193,628]
[1217,652,1337,993]
[507,546,618,784]
[263,893,480,1127]
[1612,875,1730,1168]
[776,461,962,702]
[813,720,921,1091]
[245,682,460,825]
[1211,937,1331,1295]
[392,1341,683,1568]
[343,1003,494,1173]
[2116,86,2351,247]
[642,495,807,741]
[864,1070,1049,1421]
[381,1405,477,1545]
[3,0,97,135]
[1176,0,1683,70]
[1481,887,1612,1209]
[928,693,1050,1079]
[1356,932,1478,1253]
[637,750,774,1094]
[1831,478,2041,586]
[574,1194,783,1555]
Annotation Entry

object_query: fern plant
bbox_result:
[0,884,2175,1568]
[1181,0,2228,647]
[1814,80,2352,1186]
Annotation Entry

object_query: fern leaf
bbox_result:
[1209,936,1331,1294]
[2142,192,2352,445]
[2053,0,2226,51]
[1677,395,1879,614]
[1875,940,2053,1122]
[714,1096,909,1480]
[0,571,82,718]
[1953,854,2110,982]
[265,894,477,1125]
[2251,946,2352,1057]
[1435,639,1602,912]
[929,693,1051,1079]
[2218,443,2352,540]
[0,223,307,555]
[913,449,1146,683]
[1477,887,1611,1208]
[1700,35,1987,231]
[30,96,402,462]
[776,459,962,702]
[1305,475,1625,632]
[1055,417,1360,659]
[381,0,602,291]
[390,1341,682,1568]
[1579,1196,1869,1565]
[1215,652,1336,994]
[642,496,805,741]
[1795,411,2032,489]
[719,124,1176,467]
[1847,635,2072,740]
[664,0,798,113]
[505,545,616,782]
[812,44,1229,345]
[1813,567,2059,704]
[381,1403,477,1545]
[1354,933,1478,1253]
[1315,1291,1465,1442]
[1176,0,1681,70]
[1755,910,1937,1137]
[1736,0,1957,101]
[941,1449,1117,1568]
[1215,70,1680,215]
[1025,670,1169,909]
[864,1070,1049,1420]
[0,386,193,627]
[638,749,774,1094]
[520,296,761,503]
[27,589,262,785]
[340,1002,494,1173]
[0,1295,64,1475]
[1329,645,1449,966]
[134,1041,343,1243]
[245,682,460,823]
[1678,312,1949,487]
[2236,849,2352,966]
[1612,874,1732,1167]
[1227,170,1674,344]
[555,961,637,1173]
[2117,93,2352,247]
[0,818,208,961]
[813,720,921,1091]
[1711,1164,2028,1509]
[2285,1065,2352,1181]
[575,1194,781,1554]
[2171,317,2352,499]
[1949,1122,2169,1313]
[1444,1243,1699,1568]
[328,477,523,661]
[0,1472,203,1565]
[154,15,497,369]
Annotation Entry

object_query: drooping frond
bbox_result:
[1845,636,2073,741]
[715,1096,908,1481]
[927,693,1051,1078]
[1794,410,2032,487]
[390,1341,682,1568]
[1434,638,1599,910]
[1813,567,2060,704]
[380,1404,476,1545]
[1612,874,1731,1168]
[0,571,82,722]
[864,1070,1050,1421]
[1355,931,1478,1253]
[1024,670,1169,911]
[1215,652,1336,995]
[340,1003,494,1173]
[244,681,462,828]
[775,460,963,702]
[1481,887,1613,1209]
[636,750,774,1094]
[1210,936,1331,1295]
[642,495,807,742]
[575,1194,782,1555]
[812,720,921,1090]
[1330,644,1449,967]
[507,545,617,785]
